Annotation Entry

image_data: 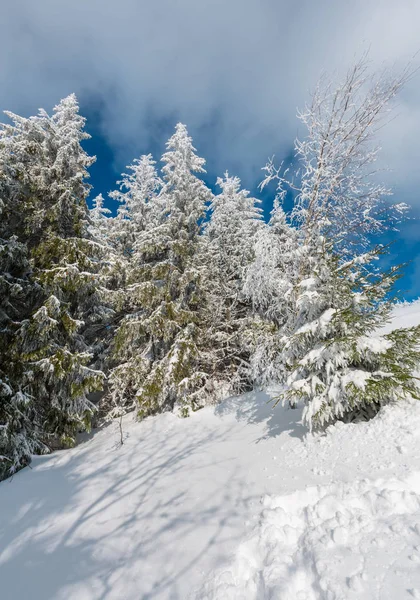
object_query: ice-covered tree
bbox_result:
[276,237,420,429]
[109,153,162,257]
[0,112,47,477]
[89,194,112,242]
[257,59,419,427]
[31,94,112,351]
[261,57,410,256]
[0,95,105,477]
[86,196,124,376]
[204,172,263,392]
[0,234,44,478]
[243,200,299,386]
[206,172,262,283]
[244,199,297,327]
[108,124,216,418]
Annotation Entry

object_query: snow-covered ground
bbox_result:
[379,300,420,334]
[1,301,420,600]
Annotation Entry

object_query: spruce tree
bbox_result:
[256,60,419,427]
[108,124,217,418]
[0,235,44,477]
[277,237,420,429]
[0,95,105,477]
[109,153,162,258]
[243,200,299,386]
[89,194,112,242]
[204,172,263,393]
[102,153,162,416]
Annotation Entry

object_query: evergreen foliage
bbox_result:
[243,200,299,386]
[204,172,263,394]
[277,239,420,429]
[256,59,420,429]
[109,153,162,257]
[108,124,217,419]
[0,95,105,478]
[0,235,44,478]
[1,59,420,479]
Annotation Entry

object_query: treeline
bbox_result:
[1,59,420,479]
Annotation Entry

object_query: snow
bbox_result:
[198,463,420,600]
[295,308,337,337]
[1,302,420,599]
[379,299,420,334]
[356,335,393,354]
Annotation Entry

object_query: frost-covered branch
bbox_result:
[262,57,413,255]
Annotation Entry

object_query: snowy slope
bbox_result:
[1,301,420,600]
[379,299,420,334]
[197,410,420,600]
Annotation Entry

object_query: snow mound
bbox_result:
[197,473,420,600]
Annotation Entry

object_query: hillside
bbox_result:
[1,302,420,600]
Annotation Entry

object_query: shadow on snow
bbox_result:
[0,391,306,599]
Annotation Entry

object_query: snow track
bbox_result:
[197,474,420,599]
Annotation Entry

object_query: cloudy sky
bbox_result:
[2,0,420,296]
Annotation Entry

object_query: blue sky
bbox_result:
[82,112,420,302]
[2,0,420,299]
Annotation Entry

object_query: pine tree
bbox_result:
[243,200,299,386]
[96,154,161,418]
[204,172,263,392]
[94,155,163,375]
[277,238,420,429]
[0,108,50,477]
[89,194,112,242]
[29,94,109,376]
[206,172,262,284]
[0,235,44,478]
[256,59,420,427]
[109,153,162,258]
[244,200,297,327]
[108,124,217,418]
[0,95,105,477]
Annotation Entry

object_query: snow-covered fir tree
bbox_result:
[206,172,262,285]
[89,194,112,242]
[95,153,163,416]
[255,59,419,427]
[204,172,263,392]
[0,95,106,478]
[88,158,163,378]
[109,153,162,257]
[0,112,48,478]
[277,236,420,429]
[243,199,299,386]
[30,94,112,361]
[0,234,44,478]
[87,193,123,370]
[108,124,220,418]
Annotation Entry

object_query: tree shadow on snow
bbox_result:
[214,390,307,442]
[0,416,261,600]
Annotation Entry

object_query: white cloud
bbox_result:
[1,0,419,199]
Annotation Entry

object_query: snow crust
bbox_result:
[1,301,420,599]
